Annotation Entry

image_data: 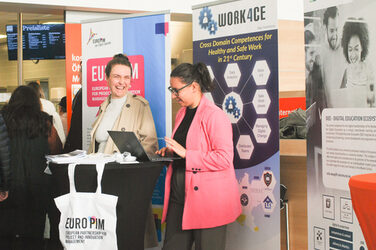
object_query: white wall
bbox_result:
[0,43,66,94]
[0,0,304,20]
[279,0,303,21]
[0,0,208,14]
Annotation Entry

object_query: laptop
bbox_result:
[108,130,181,162]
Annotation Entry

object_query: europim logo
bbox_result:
[87,28,110,47]
[87,28,97,45]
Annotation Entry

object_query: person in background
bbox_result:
[87,54,159,248]
[340,18,374,107]
[58,96,68,136]
[320,6,346,107]
[28,81,66,146]
[305,27,327,193]
[305,28,327,113]
[156,62,241,250]
[0,86,62,250]
[63,88,82,153]
[0,113,10,202]
[341,18,371,88]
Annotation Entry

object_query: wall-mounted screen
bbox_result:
[6,24,65,61]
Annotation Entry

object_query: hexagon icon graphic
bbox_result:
[224,63,241,87]
[236,135,254,160]
[252,60,270,86]
[262,194,276,213]
[253,118,271,143]
[204,93,214,103]
[252,89,271,114]
[222,92,243,123]
[262,170,276,190]
[207,65,215,81]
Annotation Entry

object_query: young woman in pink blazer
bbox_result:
[156,63,241,250]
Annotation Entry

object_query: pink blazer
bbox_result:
[162,95,241,230]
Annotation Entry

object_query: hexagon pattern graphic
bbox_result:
[252,89,271,114]
[222,92,243,123]
[224,63,241,88]
[253,118,271,143]
[236,135,254,160]
[252,60,270,86]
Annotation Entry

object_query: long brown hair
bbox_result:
[2,86,51,138]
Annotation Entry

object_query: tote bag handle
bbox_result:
[67,162,106,194]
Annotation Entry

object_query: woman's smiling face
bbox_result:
[107,64,132,99]
[348,35,362,64]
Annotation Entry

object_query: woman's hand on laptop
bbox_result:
[164,137,186,159]
[155,147,173,157]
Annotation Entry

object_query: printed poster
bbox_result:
[65,23,82,127]
[193,0,280,249]
[81,15,170,151]
[81,14,170,244]
[81,19,123,150]
[304,0,376,249]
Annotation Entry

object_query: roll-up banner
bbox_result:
[81,19,124,150]
[65,23,82,128]
[81,14,170,150]
[193,0,280,249]
[305,0,376,249]
[81,13,170,243]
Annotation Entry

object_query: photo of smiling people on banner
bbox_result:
[340,18,375,107]
[305,1,376,191]
[306,3,376,109]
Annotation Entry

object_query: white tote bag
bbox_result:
[54,163,118,250]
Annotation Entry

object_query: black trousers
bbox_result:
[0,236,45,250]
[162,202,227,250]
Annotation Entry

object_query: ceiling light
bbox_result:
[0,34,7,39]
[42,21,64,24]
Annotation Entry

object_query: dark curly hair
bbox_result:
[341,18,369,63]
[304,29,315,47]
[323,6,338,27]
[105,54,132,78]
[171,62,214,92]
[1,86,52,138]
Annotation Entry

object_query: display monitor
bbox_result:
[6,24,65,61]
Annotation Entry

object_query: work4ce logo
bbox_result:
[199,7,218,35]
[199,6,267,35]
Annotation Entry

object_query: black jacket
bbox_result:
[0,112,51,239]
[63,88,82,153]
[0,113,10,191]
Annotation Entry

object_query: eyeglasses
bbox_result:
[167,81,193,96]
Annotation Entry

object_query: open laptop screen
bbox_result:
[108,131,180,162]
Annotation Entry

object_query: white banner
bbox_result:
[305,0,376,249]
[81,19,123,150]
[304,0,352,13]
[193,0,277,41]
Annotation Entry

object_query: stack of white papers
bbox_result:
[46,150,87,164]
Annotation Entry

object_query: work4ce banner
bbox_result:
[54,163,118,250]
[193,0,280,249]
